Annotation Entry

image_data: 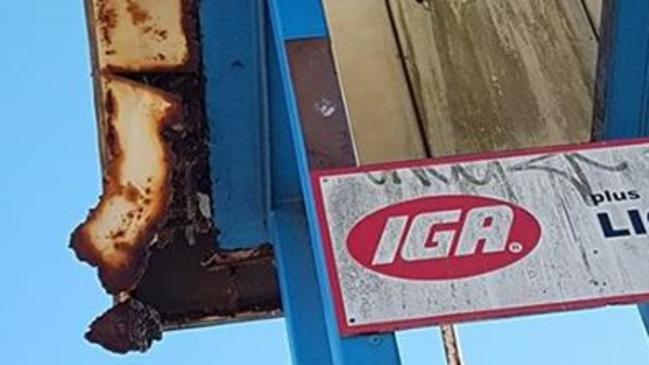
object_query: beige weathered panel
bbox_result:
[388,0,598,156]
[89,0,193,71]
[71,76,180,294]
[322,0,426,163]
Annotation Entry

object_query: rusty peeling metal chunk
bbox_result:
[75,0,282,352]
[86,298,163,354]
[70,75,180,294]
[89,0,196,71]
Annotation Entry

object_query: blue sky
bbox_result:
[0,1,647,364]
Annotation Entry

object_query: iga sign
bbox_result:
[347,195,541,281]
[312,139,649,335]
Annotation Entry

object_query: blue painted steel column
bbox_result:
[201,0,270,249]
[595,0,649,335]
[267,26,333,363]
[267,0,402,363]
[271,203,335,364]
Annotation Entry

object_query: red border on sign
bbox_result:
[310,138,649,336]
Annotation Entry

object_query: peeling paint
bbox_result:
[90,0,194,71]
[70,76,180,294]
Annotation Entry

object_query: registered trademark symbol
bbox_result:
[508,242,523,254]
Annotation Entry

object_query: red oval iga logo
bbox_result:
[346,195,541,280]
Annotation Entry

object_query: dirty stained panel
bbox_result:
[323,0,602,161]
[321,0,428,164]
[387,0,600,156]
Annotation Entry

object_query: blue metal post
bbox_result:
[267,0,403,363]
[201,0,270,249]
[267,29,333,363]
[595,0,649,335]
[270,203,335,364]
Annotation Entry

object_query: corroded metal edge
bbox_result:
[70,75,180,294]
[77,0,281,354]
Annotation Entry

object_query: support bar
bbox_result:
[267,0,403,363]
[595,0,649,335]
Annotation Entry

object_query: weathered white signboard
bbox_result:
[312,139,649,335]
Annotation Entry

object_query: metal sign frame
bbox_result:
[312,138,649,336]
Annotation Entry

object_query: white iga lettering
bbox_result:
[371,205,514,265]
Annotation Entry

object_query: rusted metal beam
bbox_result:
[74,0,282,353]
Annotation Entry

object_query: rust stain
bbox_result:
[125,0,151,25]
[122,183,142,202]
[102,90,120,161]
[70,76,180,294]
[89,0,195,72]
[155,29,168,40]
[97,0,117,46]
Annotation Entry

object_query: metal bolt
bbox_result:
[369,335,382,347]
[314,98,336,118]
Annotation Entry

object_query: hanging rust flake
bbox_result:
[85,298,163,354]
[90,0,196,71]
[71,75,180,294]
